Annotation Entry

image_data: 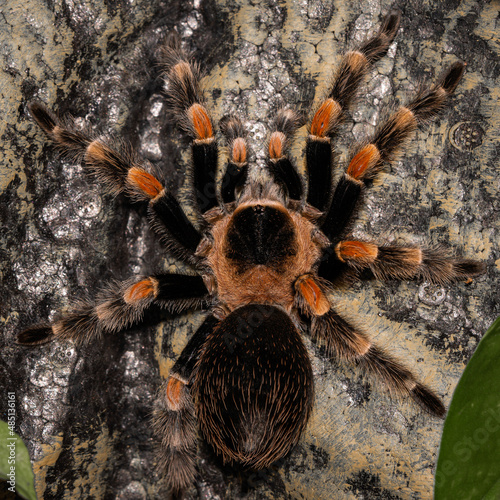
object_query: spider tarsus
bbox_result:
[271,108,303,137]
[158,446,197,496]
[379,9,402,39]
[421,249,486,284]
[439,61,466,94]
[362,346,447,417]
[324,10,403,126]
[407,63,464,124]
[17,326,54,345]
[29,101,91,154]
[453,259,487,278]
[358,9,401,65]
[28,102,57,134]
[165,30,181,52]
[411,384,446,418]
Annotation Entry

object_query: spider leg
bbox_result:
[320,62,466,241]
[162,34,219,214]
[306,10,401,212]
[320,240,485,284]
[28,103,202,264]
[294,275,444,416]
[311,309,446,417]
[219,115,249,204]
[318,240,486,285]
[152,315,219,494]
[17,274,209,345]
[266,108,304,201]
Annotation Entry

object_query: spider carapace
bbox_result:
[19,10,485,494]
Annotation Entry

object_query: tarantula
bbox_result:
[19,10,485,495]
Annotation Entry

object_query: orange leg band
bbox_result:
[189,103,214,140]
[296,275,330,316]
[166,377,185,411]
[127,167,163,199]
[268,131,286,159]
[232,137,247,164]
[336,241,378,264]
[310,98,342,138]
[347,144,381,180]
[124,278,158,304]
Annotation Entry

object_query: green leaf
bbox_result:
[435,316,500,500]
[482,478,500,500]
[0,418,37,500]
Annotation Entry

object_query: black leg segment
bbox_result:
[149,191,202,259]
[171,314,219,382]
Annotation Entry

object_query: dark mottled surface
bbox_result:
[1,0,498,498]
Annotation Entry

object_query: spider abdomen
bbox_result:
[194,304,314,468]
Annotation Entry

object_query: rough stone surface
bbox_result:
[1,0,499,499]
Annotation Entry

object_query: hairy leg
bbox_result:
[320,240,485,284]
[305,10,401,213]
[162,34,220,214]
[219,115,249,204]
[152,315,219,495]
[29,103,202,264]
[266,108,304,201]
[320,62,465,240]
[18,274,209,345]
[294,274,445,416]
[311,309,445,416]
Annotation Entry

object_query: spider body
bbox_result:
[18,10,486,495]
[193,192,323,468]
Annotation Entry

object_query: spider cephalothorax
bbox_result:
[19,10,485,495]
